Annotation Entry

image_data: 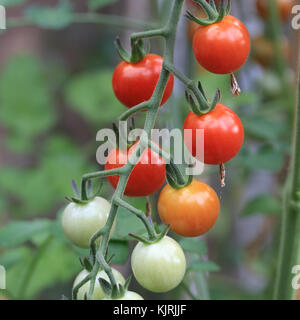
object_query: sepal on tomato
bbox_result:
[185,81,221,115]
[79,257,93,272]
[99,275,133,300]
[186,0,231,26]
[115,36,150,64]
[165,161,193,190]
[99,278,114,298]
[66,178,104,204]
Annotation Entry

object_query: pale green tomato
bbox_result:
[131,236,186,293]
[62,197,115,248]
[73,268,125,300]
[103,291,144,300]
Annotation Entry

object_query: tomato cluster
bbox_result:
[61,0,249,300]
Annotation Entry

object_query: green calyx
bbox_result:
[186,0,231,26]
[66,179,103,203]
[129,224,171,245]
[166,161,193,190]
[185,81,220,115]
[100,275,132,300]
[115,36,150,63]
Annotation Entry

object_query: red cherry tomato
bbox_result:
[158,179,220,237]
[192,15,251,74]
[105,142,166,197]
[112,54,174,109]
[183,104,244,165]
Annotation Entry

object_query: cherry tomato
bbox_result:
[183,103,244,165]
[112,54,174,108]
[105,141,166,197]
[62,197,115,248]
[158,179,220,237]
[256,0,294,22]
[103,291,144,300]
[73,268,125,300]
[192,15,251,74]
[131,236,186,293]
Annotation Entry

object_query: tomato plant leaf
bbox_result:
[108,240,130,265]
[240,145,285,172]
[179,238,207,256]
[188,260,220,272]
[0,247,30,268]
[0,220,52,248]
[65,70,125,125]
[0,55,56,153]
[241,194,281,217]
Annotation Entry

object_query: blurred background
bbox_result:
[0,0,299,300]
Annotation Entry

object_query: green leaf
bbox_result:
[188,260,220,272]
[113,200,148,240]
[240,145,285,172]
[0,55,56,153]
[109,240,129,265]
[0,220,52,248]
[242,116,286,141]
[89,0,119,11]
[6,240,80,299]
[0,136,94,217]
[25,1,73,29]
[65,70,125,125]
[179,238,207,256]
[0,247,30,268]
[241,194,281,217]
[0,0,27,7]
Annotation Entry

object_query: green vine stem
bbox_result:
[274,51,300,300]
[72,0,187,300]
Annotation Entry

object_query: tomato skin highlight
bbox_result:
[192,15,250,74]
[62,197,115,248]
[183,103,244,165]
[105,142,166,197]
[158,179,220,237]
[73,268,125,300]
[112,54,174,108]
[131,236,186,293]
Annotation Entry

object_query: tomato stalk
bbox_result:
[73,0,187,300]
[274,52,300,300]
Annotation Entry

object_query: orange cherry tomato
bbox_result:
[158,179,220,237]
